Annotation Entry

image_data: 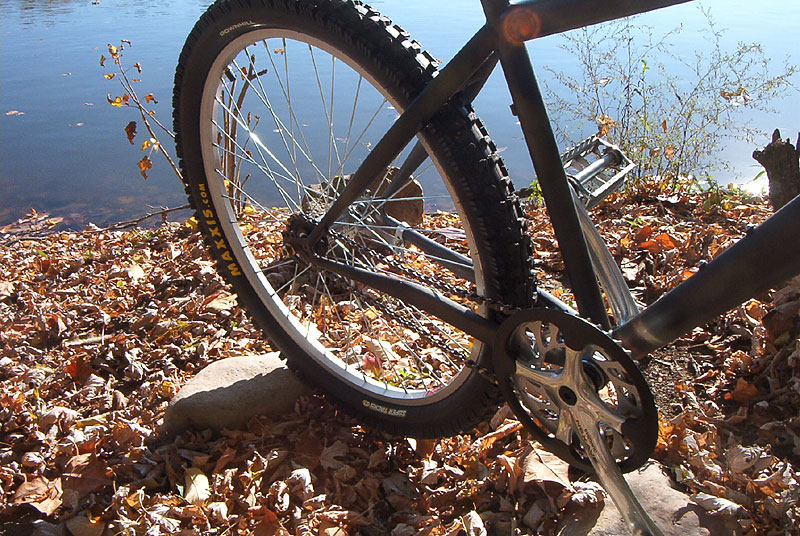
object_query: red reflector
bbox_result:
[501,6,541,45]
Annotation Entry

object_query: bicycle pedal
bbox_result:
[561,136,636,209]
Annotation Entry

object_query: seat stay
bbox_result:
[376,54,500,205]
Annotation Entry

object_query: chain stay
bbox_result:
[309,226,506,381]
[329,228,519,313]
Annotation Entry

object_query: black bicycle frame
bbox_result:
[302,0,800,357]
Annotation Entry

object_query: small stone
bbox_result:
[163,353,310,435]
[375,171,424,227]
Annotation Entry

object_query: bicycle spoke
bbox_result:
[261,40,322,184]
[333,75,363,179]
[212,98,299,196]
[215,72,326,199]
[230,52,323,186]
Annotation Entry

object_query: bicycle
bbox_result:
[172,0,800,533]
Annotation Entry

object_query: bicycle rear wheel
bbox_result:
[173,0,532,436]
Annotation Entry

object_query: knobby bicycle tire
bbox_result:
[173,0,533,436]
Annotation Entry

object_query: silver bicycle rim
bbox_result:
[198,29,489,404]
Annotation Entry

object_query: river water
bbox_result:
[1,0,797,227]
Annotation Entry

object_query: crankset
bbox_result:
[493,307,657,472]
[494,307,664,535]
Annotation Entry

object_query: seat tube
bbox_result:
[482,0,609,328]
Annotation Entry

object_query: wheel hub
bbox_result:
[493,308,657,473]
[283,213,329,260]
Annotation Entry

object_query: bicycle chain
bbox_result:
[328,228,520,313]
[317,227,506,381]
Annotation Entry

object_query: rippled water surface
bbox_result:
[1,0,797,226]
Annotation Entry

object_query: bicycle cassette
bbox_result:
[493,308,657,473]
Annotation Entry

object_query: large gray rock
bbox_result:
[163,353,310,435]
[301,170,424,227]
[556,463,740,536]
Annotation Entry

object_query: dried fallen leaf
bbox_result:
[633,225,653,243]
[65,356,94,381]
[124,121,137,144]
[693,492,745,517]
[471,420,523,454]
[252,508,290,536]
[320,440,348,470]
[184,467,210,506]
[12,476,63,516]
[637,239,662,254]
[287,468,314,500]
[726,378,760,404]
[39,406,79,432]
[62,453,113,508]
[569,481,605,506]
[360,351,382,377]
[653,232,677,250]
[137,155,153,179]
[460,510,488,536]
[204,291,237,312]
[726,444,771,473]
[208,501,229,523]
[0,280,14,297]
[521,447,571,497]
[127,262,145,282]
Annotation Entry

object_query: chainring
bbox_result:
[493,308,658,473]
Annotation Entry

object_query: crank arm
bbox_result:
[572,408,664,536]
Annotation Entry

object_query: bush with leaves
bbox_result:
[544,8,797,185]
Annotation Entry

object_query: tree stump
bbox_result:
[752,129,800,210]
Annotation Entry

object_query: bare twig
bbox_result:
[94,204,192,232]
[1,235,49,247]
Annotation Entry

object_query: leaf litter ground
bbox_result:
[1,185,799,535]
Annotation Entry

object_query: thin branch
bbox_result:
[110,43,184,182]
[93,204,192,232]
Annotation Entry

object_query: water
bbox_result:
[1,0,797,227]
